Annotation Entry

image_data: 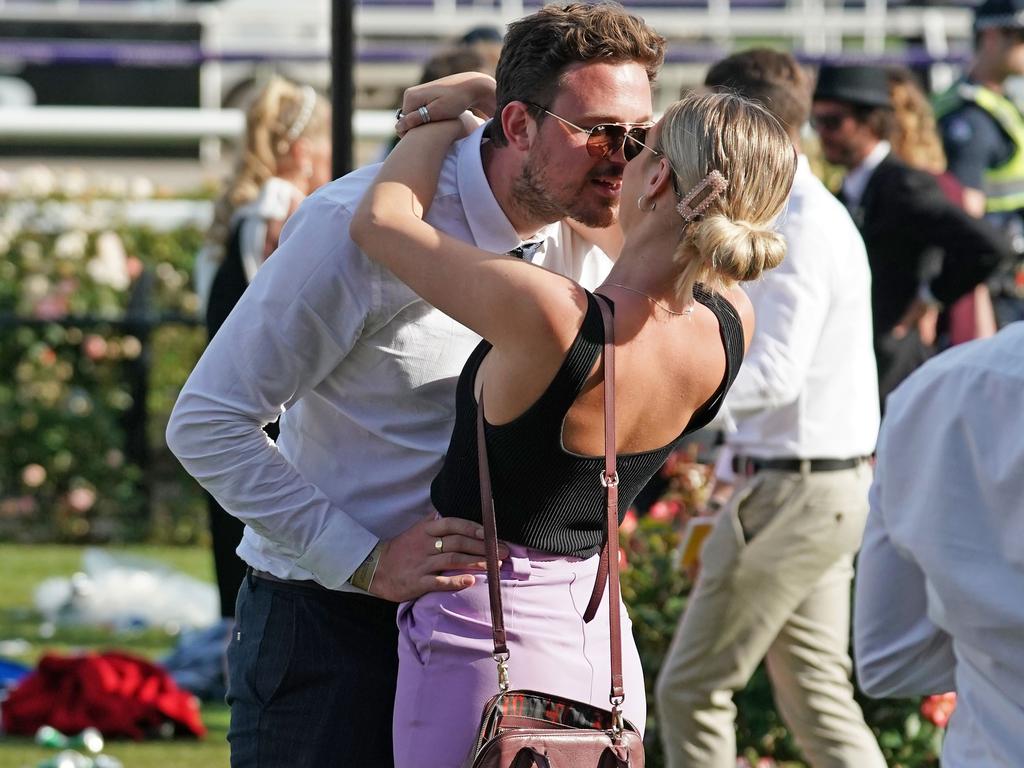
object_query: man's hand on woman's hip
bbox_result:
[369,514,509,602]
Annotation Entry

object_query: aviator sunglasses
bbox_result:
[527,102,657,161]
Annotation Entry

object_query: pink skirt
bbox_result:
[392,543,646,768]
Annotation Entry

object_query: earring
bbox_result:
[637,194,657,212]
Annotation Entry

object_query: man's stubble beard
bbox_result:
[511,147,619,229]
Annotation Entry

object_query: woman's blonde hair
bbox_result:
[204,77,330,261]
[658,91,796,300]
[887,67,946,174]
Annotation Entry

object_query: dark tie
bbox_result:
[508,241,543,261]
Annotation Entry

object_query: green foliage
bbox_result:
[0,188,208,543]
[621,450,944,768]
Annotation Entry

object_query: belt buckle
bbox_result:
[735,457,758,478]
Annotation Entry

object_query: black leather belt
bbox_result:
[732,455,868,476]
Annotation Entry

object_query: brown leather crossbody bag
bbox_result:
[463,296,644,768]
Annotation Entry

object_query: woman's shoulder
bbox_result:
[695,282,753,357]
[696,282,751,326]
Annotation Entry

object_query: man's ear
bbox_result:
[500,101,535,151]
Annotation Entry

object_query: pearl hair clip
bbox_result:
[285,85,318,144]
[677,170,728,223]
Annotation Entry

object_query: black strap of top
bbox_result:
[476,294,627,704]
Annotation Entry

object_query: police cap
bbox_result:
[974,0,1024,31]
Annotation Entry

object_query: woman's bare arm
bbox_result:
[396,72,497,137]
[350,117,586,354]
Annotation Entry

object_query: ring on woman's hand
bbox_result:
[418,105,431,124]
[395,109,404,121]
[434,538,444,553]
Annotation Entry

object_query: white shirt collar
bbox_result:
[456,122,558,255]
[842,140,890,208]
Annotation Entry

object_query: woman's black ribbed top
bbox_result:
[430,286,744,558]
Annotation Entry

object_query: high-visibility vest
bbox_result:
[935,81,1024,213]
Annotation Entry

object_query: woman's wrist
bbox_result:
[397,72,497,136]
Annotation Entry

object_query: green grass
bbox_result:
[0,544,230,767]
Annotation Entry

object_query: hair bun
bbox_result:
[689,213,785,283]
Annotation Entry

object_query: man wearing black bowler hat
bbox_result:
[935,0,1024,328]
[811,63,1011,403]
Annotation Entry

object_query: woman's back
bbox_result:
[432,286,745,557]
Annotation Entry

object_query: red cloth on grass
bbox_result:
[1,650,205,739]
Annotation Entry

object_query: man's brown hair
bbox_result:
[490,2,665,147]
[704,48,811,136]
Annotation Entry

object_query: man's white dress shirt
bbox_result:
[854,322,1024,768]
[166,124,611,591]
[717,155,880,477]
[840,140,890,210]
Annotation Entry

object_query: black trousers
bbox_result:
[226,571,399,767]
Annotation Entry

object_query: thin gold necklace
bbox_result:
[604,283,694,316]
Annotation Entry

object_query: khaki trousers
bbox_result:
[655,463,886,768]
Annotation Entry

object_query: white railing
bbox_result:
[0,0,974,56]
[0,105,400,142]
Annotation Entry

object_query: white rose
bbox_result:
[156,261,185,291]
[86,231,130,290]
[99,175,128,198]
[129,176,155,200]
[54,230,88,261]
[59,169,90,199]
[16,165,57,198]
[23,273,50,300]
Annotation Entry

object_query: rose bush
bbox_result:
[0,167,209,542]
[621,445,946,768]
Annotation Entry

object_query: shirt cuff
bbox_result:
[294,514,380,590]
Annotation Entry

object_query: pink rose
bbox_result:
[920,692,956,728]
[21,464,47,488]
[67,486,97,513]
[82,335,108,361]
[620,507,638,535]
[648,499,682,522]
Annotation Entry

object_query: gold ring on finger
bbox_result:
[434,538,444,553]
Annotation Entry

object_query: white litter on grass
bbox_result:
[34,548,218,633]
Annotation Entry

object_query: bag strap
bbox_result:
[596,296,625,703]
[477,390,508,661]
[476,293,626,709]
